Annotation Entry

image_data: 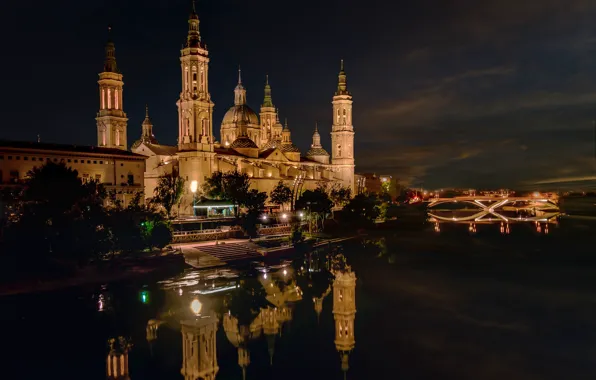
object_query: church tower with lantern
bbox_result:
[331,60,355,190]
[96,28,128,150]
[176,3,218,211]
[177,2,214,150]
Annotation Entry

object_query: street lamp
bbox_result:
[190,180,198,217]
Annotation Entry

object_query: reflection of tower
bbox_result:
[333,269,356,380]
[223,313,262,380]
[180,313,219,380]
[146,319,164,356]
[106,337,132,380]
[313,285,332,323]
[261,307,279,365]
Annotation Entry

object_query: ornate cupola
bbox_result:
[306,123,330,164]
[132,105,158,149]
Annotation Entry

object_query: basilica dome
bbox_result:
[222,104,259,126]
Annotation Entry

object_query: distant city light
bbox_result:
[140,290,149,304]
[262,214,268,220]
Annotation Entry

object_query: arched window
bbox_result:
[336,108,340,122]
[337,144,342,157]
[342,109,347,124]
[101,88,105,109]
[114,89,119,110]
[107,88,111,109]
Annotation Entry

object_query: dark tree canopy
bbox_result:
[151,173,185,218]
[269,181,292,210]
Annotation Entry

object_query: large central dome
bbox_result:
[222,104,259,125]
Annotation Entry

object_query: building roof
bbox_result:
[141,143,178,156]
[306,147,329,157]
[279,143,300,153]
[0,140,146,159]
[230,136,258,149]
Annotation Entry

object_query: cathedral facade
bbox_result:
[107,6,356,215]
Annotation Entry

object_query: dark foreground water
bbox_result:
[3,219,596,380]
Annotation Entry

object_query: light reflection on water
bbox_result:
[98,248,356,379]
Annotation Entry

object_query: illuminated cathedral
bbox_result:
[95,4,356,215]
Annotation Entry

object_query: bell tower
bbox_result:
[177,2,217,216]
[259,75,277,146]
[96,27,128,150]
[331,60,355,190]
[177,1,214,151]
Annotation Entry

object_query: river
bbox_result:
[2,218,596,379]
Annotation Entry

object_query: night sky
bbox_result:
[3,0,596,188]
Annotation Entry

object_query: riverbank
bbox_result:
[0,253,187,297]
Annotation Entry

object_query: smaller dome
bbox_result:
[280,143,300,153]
[261,138,282,151]
[230,136,258,149]
[306,147,329,157]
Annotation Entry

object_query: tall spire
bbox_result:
[186,1,201,48]
[262,74,274,108]
[311,122,322,148]
[283,118,289,131]
[103,26,118,73]
[336,59,349,96]
[234,67,247,105]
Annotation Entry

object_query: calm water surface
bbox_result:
[3,221,596,379]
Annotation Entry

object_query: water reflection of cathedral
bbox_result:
[114,253,356,379]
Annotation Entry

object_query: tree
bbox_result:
[149,222,173,250]
[203,171,224,199]
[151,173,185,219]
[295,188,333,231]
[329,184,351,210]
[241,189,267,237]
[5,162,109,266]
[269,181,292,211]
[204,171,252,218]
[342,193,381,227]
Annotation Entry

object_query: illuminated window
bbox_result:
[115,89,119,110]
[115,129,120,146]
[337,109,340,122]
[107,88,111,109]
[101,128,106,146]
[101,88,105,109]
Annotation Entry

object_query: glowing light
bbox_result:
[282,214,287,219]
[299,212,304,218]
[190,299,202,315]
[283,269,287,276]
[225,141,230,146]
[190,180,198,193]
[140,290,149,304]
[263,273,268,279]
[262,214,268,221]
[178,288,183,296]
